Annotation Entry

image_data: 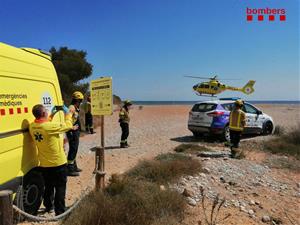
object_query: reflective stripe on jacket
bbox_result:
[229,109,246,131]
[69,104,81,127]
[119,107,130,123]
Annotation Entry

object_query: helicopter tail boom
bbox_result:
[242,80,256,95]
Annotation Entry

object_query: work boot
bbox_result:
[67,164,79,176]
[44,206,54,213]
[230,147,238,159]
[74,161,82,172]
[90,128,96,134]
[120,142,126,148]
[125,142,130,148]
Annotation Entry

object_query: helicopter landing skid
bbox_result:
[195,93,218,97]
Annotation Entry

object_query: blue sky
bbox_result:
[0,0,299,101]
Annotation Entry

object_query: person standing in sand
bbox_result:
[119,100,132,148]
[83,95,95,134]
[66,91,84,176]
[229,99,246,158]
[29,104,77,215]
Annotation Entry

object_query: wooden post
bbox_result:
[95,115,106,191]
[0,190,13,225]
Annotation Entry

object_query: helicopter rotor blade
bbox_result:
[218,78,242,80]
[184,75,213,79]
[184,75,242,80]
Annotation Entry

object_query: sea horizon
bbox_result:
[133,100,300,105]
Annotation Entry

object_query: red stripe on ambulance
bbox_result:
[0,107,29,115]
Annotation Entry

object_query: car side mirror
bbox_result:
[257,110,262,115]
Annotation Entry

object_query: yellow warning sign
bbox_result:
[90,77,113,116]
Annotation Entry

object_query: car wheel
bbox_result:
[18,170,44,215]
[223,125,230,142]
[263,121,273,135]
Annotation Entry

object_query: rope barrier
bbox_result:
[13,175,94,222]
[13,196,82,222]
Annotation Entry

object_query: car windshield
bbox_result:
[192,103,217,112]
[221,103,234,111]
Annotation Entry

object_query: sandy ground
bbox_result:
[19,104,300,225]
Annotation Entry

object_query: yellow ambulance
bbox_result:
[0,42,64,214]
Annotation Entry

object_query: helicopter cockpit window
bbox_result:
[200,84,205,88]
[192,103,217,112]
[204,85,209,89]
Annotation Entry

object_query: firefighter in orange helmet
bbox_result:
[229,99,246,157]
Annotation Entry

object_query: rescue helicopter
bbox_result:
[185,75,256,96]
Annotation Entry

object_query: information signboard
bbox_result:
[90,77,113,116]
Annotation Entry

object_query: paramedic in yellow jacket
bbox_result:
[119,100,132,148]
[29,104,77,215]
[229,99,246,157]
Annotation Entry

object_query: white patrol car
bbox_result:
[188,98,275,141]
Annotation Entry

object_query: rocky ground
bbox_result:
[171,147,300,225]
[19,104,300,225]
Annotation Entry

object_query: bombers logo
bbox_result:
[246,7,286,22]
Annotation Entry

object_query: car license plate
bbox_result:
[193,116,203,120]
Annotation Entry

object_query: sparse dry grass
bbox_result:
[273,125,286,136]
[199,188,230,225]
[174,144,212,154]
[264,124,300,160]
[265,156,300,172]
[126,153,202,184]
[63,153,201,225]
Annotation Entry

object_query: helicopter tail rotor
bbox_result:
[242,80,256,94]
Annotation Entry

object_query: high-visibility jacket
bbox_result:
[69,104,81,127]
[83,101,91,114]
[119,107,130,123]
[29,114,73,167]
[229,109,246,131]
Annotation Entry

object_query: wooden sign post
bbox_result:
[0,190,13,225]
[90,77,113,191]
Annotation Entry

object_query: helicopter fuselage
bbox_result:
[193,80,226,95]
[187,75,255,96]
